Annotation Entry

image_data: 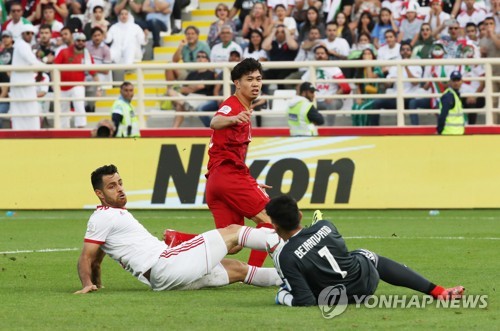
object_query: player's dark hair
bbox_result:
[91,164,118,190]
[265,195,301,231]
[231,58,262,81]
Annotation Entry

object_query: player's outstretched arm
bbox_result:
[210,111,251,130]
[75,242,104,294]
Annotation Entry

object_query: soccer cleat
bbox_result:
[437,286,465,300]
[163,229,181,248]
[311,210,323,225]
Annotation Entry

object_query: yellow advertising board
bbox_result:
[2,136,499,209]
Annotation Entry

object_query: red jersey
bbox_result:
[53,46,95,91]
[207,95,252,173]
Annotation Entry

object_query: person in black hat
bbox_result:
[286,82,324,136]
[437,70,465,135]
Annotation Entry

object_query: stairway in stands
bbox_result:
[89,0,230,128]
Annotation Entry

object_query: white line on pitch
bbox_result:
[2,235,499,255]
[0,247,79,254]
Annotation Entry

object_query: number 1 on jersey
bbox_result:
[318,246,347,278]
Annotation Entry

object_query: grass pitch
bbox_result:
[0,209,498,330]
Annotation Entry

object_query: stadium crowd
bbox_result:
[0,0,499,129]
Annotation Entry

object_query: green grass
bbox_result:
[0,210,499,330]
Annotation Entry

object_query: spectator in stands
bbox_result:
[210,25,243,70]
[207,3,236,48]
[478,17,500,122]
[106,9,146,65]
[243,29,268,61]
[229,0,262,30]
[242,2,272,42]
[438,19,465,58]
[398,2,423,45]
[170,0,188,34]
[478,20,487,39]
[267,4,297,39]
[66,0,86,16]
[413,23,436,59]
[381,0,404,21]
[113,0,147,31]
[284,26,322,87]
[426,0,451,39]
[10,24,44,130]
[54,32,99,128]
[86,26,111,112]
[267,0,294,18]
[323,0,353,23]
[34,0,69,24]
[351,0,380,26]
[319,21,350,60]
[38,5,63,37]
[465,22,479,46]
[0,31,14,128]
[349,32,376,58]
[34,71,51,126]
[371,41,422,126]
[408,42,454,125]
[143,0,172,47]
[491,0,500,34]
[2,2,32,40]
[372,8,399,49]
[83,4,109,39]
[290,0,310,27]
[378,29,401,61]
[34,24,56,63]
[262,24,298,89]
[456,42,484,124]
[334,11,353,47]
[457,0,486,33]
[298,6,325,44]
[351,48,384,126]
[167,50,216,128]
[55,26,73,56]
[354,11,375,42]
[165,25,210,82]
[301,45,351,125]
[111,81,140,137]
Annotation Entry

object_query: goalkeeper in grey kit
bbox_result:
[265,195,464,306]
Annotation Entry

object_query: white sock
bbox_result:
[244,266,282,287]
[174,19,182,29]
[180,263,229,290]
[238,226,274,250]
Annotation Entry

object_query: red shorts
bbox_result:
[205,162,269,228]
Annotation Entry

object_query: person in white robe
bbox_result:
[105,9,146,65]
[10,24,44,130]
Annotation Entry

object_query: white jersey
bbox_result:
[84,206,167,283]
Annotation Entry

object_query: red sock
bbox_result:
[430,285,446,298]
[247,223,274,267]
[164,229,197,247]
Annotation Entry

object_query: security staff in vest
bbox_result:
[287,82,325,136]
[437,71,465,135]
[111,82,141,137]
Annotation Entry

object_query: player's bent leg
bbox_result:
[163,229,198,248]
[374,253,464,300]
[250,209,271,225]
[247,220,275,267]
[220,258,282,287]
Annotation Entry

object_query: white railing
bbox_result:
[0,58,499,128]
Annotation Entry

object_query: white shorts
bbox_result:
[149,229,228,291]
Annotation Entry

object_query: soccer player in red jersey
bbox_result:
[165,58,274,267]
